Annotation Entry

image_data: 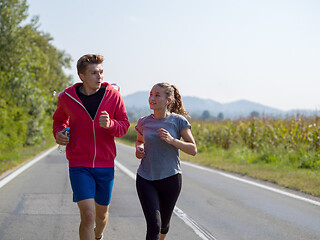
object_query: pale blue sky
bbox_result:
[27,0,320,110]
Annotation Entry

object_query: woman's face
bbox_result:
[149,85,168,111]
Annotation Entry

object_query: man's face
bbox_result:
[80,63,103,93]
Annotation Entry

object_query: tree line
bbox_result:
[0,0,72,155]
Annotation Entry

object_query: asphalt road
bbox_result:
[0,142,319,240]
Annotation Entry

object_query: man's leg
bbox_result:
[95,202,110,239]
[93,167,114,239]
[77,198,96,240]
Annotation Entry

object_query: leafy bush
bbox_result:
[0,0,72,156]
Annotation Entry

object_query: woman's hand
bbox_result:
[136,133,145,159]
[136,146,146,159]
[158,128,174,144]
[158,127,197,156]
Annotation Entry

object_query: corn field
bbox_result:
[193,116,319,150]
[192,116,320,169]
[121,115,320,170]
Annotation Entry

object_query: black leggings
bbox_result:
[136,174,182,240]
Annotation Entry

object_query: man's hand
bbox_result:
[99,111,111,129]
[56,130,69,145]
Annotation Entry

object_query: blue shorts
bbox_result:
[69,167,114,206]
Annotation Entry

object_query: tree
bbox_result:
[0,0,72,151]
[201,110,210,120]
[250,111,259,118]
[217,112,224,121]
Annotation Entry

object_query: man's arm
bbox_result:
[103,93,130,138]
[52,96,69,140]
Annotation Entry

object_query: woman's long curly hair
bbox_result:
[155,82,189,117]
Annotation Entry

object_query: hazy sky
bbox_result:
[26,0,320,111]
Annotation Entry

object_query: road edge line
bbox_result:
[0,146,57,189]
[181,161,320,207]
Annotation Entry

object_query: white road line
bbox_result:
[0,146,57,189]
[173,207,216,240]
[115,160,217,240]
[181,161,320,207]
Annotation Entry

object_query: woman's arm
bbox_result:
[135,132,146,159]
[158,127,197,156]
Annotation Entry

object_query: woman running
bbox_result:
[135,82,197,240]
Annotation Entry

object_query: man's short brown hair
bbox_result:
[77,54,104,75]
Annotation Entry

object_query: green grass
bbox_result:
[0,136,56,177]
[180,148,320,197]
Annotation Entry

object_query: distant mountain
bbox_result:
[122,91,150,109]
[123,91,316,121]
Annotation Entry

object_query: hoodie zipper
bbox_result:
[65,89,107,168]
[91,89,107,167]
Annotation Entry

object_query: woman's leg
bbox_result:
[157,174,182,237]
[160,233,167,240]
[136,175,161,240]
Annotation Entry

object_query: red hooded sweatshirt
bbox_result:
[52,82,130,168]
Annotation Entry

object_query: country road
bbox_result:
[0,142,319,240]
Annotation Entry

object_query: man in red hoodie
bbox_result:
[53,54,129,240]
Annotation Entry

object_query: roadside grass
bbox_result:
[179,149,320,197]
[117,138,135,148]
[0,136,56,177]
